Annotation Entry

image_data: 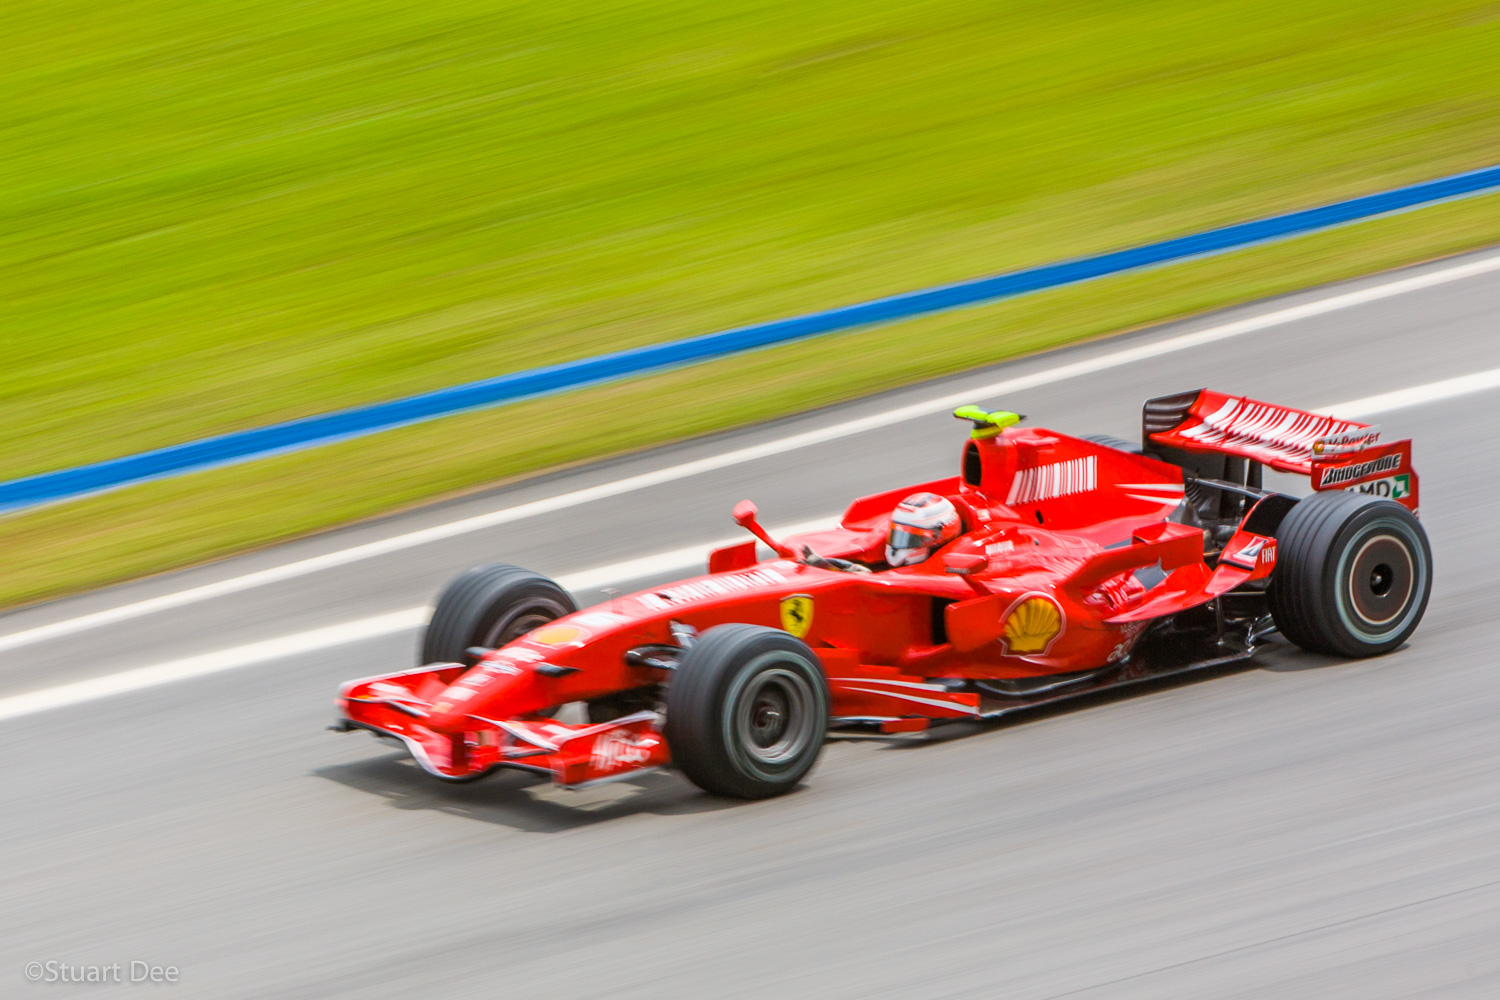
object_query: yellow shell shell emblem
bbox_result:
[780,594,814,639]
[1001,595,1063,655]
[531,624,587,646]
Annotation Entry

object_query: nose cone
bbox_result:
[424,661,533,734]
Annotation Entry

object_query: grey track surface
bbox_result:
[3,248,1500,998]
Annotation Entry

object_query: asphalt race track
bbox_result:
[3,249,1499,998]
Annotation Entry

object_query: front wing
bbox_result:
[337,669,670,787]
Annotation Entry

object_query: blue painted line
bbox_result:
[5,162,1500,513]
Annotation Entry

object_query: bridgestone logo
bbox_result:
[1320,454,1400,486]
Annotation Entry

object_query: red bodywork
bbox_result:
[337,390,1415,788]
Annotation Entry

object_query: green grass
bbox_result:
[3,0,1500,608]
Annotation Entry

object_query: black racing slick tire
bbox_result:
[420,563,577,666]
[1082,434,1144,455]
[665,624,829,799]
[1268,492,1432,658]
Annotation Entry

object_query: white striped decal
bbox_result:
[1178,399,1376,464]
[838,687,981,715]
[1007,455,1098,506]
[1115,482,1185,505]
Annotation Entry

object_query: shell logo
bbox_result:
[530,624,588,646]
[1001,595,1064,656]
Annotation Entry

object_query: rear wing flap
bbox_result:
[1143,389,1417,512]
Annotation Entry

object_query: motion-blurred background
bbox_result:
[7,5,1500,999]
[4,0,1499,602]
[2,0,1500,605]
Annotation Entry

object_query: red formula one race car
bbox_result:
[334,389,1432,798]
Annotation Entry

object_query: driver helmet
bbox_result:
[886,493,961,566]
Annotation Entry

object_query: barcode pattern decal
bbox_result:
[1007,456,1097,505]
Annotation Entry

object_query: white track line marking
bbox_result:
[3,360,1499,723]
[0,610,426,722]
[1,251,1498,660]
[1320,368,1500,419]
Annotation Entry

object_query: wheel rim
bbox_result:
[1335,519,1426,642]
[730,657,819,772]
[1347,534,1415,627]
[482,605,564,648]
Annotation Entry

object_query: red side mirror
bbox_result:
[731,500,794,558]
[943,552,988,576]
[732,500,758,527]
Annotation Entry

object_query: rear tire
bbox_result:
[665,625,829,799]
[420,564,576,665]
[1268,493,1431,657]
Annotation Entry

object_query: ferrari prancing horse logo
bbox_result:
[780,594,814,638]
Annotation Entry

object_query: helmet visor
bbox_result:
[888,525,941,552]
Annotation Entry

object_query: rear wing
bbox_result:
[1143,389,1417,512]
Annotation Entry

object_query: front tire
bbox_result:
[665,625,829,799]
[420,563,576,665]
[1269,492,1431,657]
